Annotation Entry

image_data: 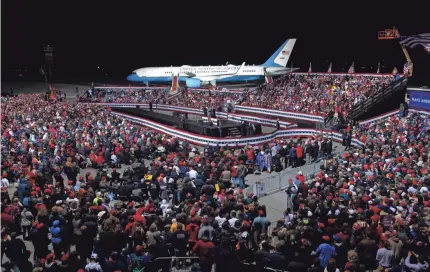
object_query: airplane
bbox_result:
[126,39,297,87]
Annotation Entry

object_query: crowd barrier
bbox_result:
[249,167,321,198]
[81,102,297,129]
[111,111,365,147]
[152,257,289,272]
[359,108,430,125]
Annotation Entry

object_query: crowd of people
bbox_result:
[77,88,169,105]
[168,89,246,112]
[1,84,429,272]
[77,74,394,122]
[242,74,394,120]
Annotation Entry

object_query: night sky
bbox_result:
[2,2,430,85]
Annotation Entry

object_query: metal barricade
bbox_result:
[153,256,200,272]
[247,166,322,198]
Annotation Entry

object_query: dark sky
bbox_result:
[2,2,430,85]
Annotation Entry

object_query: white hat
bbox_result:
[298,171,303,175]
[91,253,98,259]
[55,200,63,205]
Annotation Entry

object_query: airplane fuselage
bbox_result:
[128,65,291,84]
[127,39,297,86]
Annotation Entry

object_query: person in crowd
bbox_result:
[1,88,429,272]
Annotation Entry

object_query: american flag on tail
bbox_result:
[403,62,409,76]
[327,62,332,73]
[377,62,380,74]
[348,62,355,74]
[399,33,430,52]
[308,62,312,73]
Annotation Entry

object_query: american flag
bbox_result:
[403,62,409,76]
[308,62,312,73]
[348,62,355,74]
[377,62,380,74]
[399,33,430,52]
[327,62,332,73]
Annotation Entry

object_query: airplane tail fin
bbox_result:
[262,39,297,67]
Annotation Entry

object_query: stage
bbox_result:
[114,108,252,137]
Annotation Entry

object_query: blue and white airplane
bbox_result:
[127,39,297,87]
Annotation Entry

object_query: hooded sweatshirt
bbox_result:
[388,236,403,262]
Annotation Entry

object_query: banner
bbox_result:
[409,91,430,111]
[111,111,365,148]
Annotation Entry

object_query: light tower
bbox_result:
[378,27,413,76]
[42,45,54,92]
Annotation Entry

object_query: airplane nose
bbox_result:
[127,74,141,82]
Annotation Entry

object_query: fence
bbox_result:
[247,163,322,198]
[153,256,200,272]
[152,257,289,272]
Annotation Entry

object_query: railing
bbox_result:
[349,77,408,121]
[246,163,322,198]
[153,256,200,272]
[152,257,290,272]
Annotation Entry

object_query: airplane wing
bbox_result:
[216,62,246,77]
[216,62,246,79]
[234,62,246,74]
[184,72,196,77]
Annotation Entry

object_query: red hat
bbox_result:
[328,218,335,224]
[322,236,330,241]
[318,223,325,228]
[258,210,265,215]
[128,202,134,207]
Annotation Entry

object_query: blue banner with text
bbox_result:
[409,91,430,111]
